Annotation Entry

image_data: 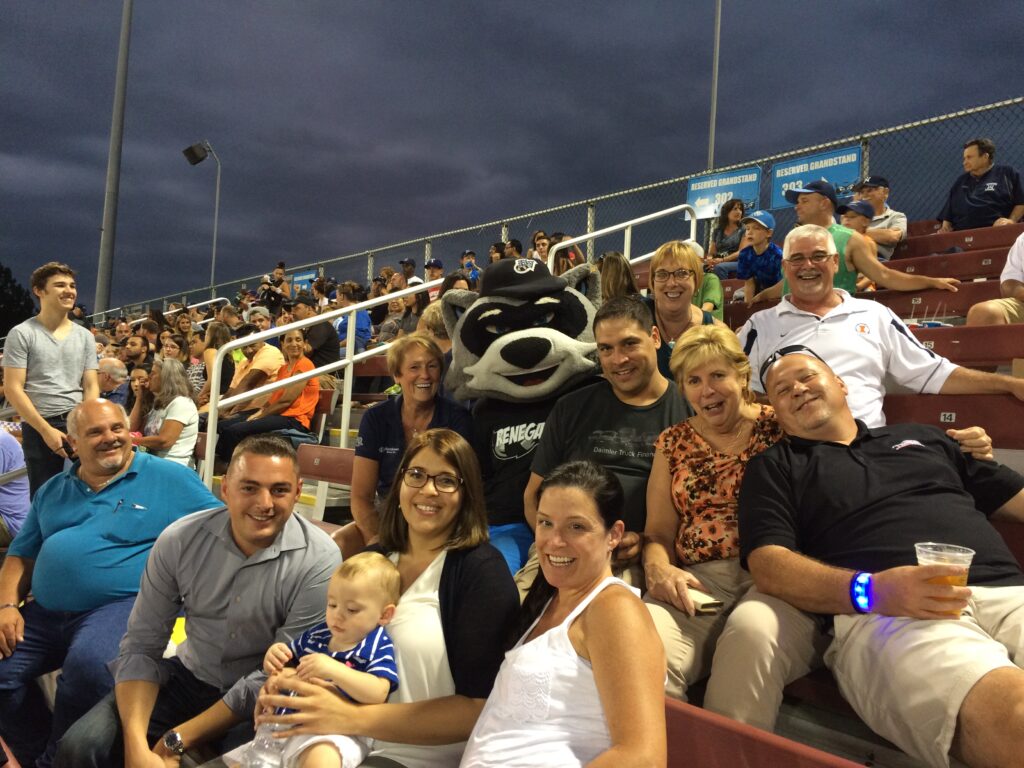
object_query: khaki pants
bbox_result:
[703,586,830,731]
[643,559,753,702]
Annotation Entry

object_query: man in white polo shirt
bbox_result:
[738,224,1024,427]
[966,229,1024,326]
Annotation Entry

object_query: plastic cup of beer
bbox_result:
[914,542,974,617]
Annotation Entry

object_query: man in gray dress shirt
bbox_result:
[54,435,341,767]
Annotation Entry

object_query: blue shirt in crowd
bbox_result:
[9,450,220,612]
[288,623,399,698]
[355,394,474,497]
[736,241,784,293]
[0,431,29,538]
[334,310,373,354]
[938,165,1024,230]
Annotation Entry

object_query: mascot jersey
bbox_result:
[441,258,602,527]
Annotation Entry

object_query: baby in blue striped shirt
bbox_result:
[262,552,401,768]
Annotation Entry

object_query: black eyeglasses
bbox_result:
[402,468,462,493]
[759,345,827,389]
[783,251,832,267]
[652,268,696,282]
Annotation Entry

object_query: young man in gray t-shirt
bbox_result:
[3,262,98,495]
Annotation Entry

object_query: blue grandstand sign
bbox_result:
[770,145,863,209]
[291,269,318,296]
[686,166,761,219]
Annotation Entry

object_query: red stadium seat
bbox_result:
[910,324,1024,368]
[860,279,1001,320]
[883,393,1024,450]
[893,222,1024,259]
[907,219,942,237]
[634,260,651,291]
[886,246,1008,281]
[665,697,861,767]
[721,278,744,302]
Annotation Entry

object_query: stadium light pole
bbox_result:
[95,0,134,314]
[183,141,221,299]
[707,0,722,169]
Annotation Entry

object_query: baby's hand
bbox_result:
[296,652,341,682]
[263,642,293,675]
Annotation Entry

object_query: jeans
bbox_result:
[20,415,69,498]
[215,413,306,461]
[0,596,135,768]
[54,657,254,768]
[488,522,535,574]
[712,261,740,281]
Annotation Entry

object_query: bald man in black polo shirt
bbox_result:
[736,349,1024,768]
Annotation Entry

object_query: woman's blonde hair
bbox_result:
[385,333,444,378]
[668,324,753,403]
[650,240,704,293]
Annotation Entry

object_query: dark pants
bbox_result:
[20,415,69,498]
[0,596,135,768]
[215,413,307,461]
[54,657,254,768]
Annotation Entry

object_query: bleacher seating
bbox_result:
[907,219,941,237]
[665,697,861,767]
[883,393,1024,450]
[296,443,355,521]
[911,324,1024,368]
[886,246,1008,280]
[893,222,1024,259]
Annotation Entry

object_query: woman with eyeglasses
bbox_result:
[129,357,199,466]
[159,333,190,367]
[257,428,518,768]
[346,334,473,556]
[644,240,726,379]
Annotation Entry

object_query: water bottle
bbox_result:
[241,689,297,768]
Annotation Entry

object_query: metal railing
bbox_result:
[548,203,696,272]
[201,280,437,487]
[128,296,229,327]
[116,97,1024,314]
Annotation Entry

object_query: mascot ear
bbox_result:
[441,289,478,339]
[561,263,602,307]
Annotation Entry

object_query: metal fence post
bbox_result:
[500,222,509,243]
[861,138,870,178]
[367,253,375,284]
[586,202,596,262]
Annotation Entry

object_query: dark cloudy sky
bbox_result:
[3,1,1023,313]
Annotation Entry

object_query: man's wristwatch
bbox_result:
[162,730,186,756]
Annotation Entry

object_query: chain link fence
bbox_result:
[99,97,1024,321]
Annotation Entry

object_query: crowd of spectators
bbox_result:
[1,135,1023,768]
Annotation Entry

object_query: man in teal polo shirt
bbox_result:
[0,399,219,768]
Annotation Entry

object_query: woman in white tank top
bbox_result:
[460,461,667,767]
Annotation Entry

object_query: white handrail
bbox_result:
[129,296,229,327]
[547,202,697,272]
[202,280,439,486]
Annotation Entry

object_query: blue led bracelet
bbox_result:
[850,571,873,614]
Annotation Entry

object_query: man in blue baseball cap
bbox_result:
[734,210,783,307]
[853,176,907,260]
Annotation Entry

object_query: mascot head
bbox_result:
[441,258,600,403]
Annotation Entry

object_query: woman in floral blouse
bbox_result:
[642,324,782,701]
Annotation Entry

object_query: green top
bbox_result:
[694,272,724,321]
[782,223,857,296]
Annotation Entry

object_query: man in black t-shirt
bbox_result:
[524,296,690,584]
[734,348,1024,767]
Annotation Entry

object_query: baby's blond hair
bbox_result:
[334,552,401,604]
